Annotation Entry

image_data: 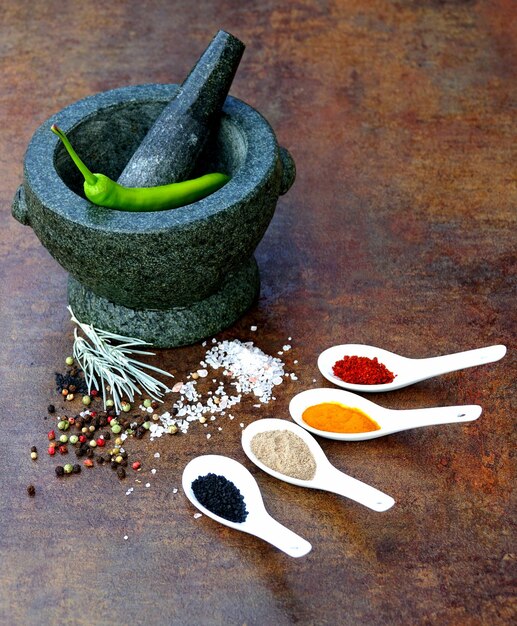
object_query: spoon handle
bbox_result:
[248,515,312,558]
[386,404,482,430]
[416,344,506,378]
[319,467,395,512]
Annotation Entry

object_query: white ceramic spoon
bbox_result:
[289,387,482,441]
[182,454,312,557]
[242,418,395,512]
[318,344,506,392]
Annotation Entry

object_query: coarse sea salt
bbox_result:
[149,338,292,438]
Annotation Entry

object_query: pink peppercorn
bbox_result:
[48,446,56,456]
[79,435,87,443]
[58,444,68,454]
[90,390,98,397]
[68,417,75,425]
[96,437,105,447]
[90,411,97,417]
[83,459,94,468]
[48,430,55,441]
[132,461,141,471]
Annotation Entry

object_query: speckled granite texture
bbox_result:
[13,83,295,346]
[68,257,260,347]
[118,31,245,187]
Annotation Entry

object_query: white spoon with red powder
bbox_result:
[318,344,506,393]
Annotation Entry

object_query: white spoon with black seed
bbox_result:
[182,454,312,558]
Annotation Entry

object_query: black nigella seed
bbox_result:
[191,473,248,523]
[27,485,36,497]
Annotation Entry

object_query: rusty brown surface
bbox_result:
[0,1,515,624]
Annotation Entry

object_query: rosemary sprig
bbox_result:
[69,307,173,413]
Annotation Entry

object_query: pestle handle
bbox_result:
[117,30,245,188]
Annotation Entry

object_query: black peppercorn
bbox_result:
[111,461,118,470]
[116,467,126,480]
[72,464,81,474]
[30,446,37,453]
[86,448,94,458]
[27,485,36,497]
[55,466,65,477]
[135,427,145,439]
[48,404,56,413]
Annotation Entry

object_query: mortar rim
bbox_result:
[24,83,279,234]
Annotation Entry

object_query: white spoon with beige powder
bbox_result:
[242,418,395,512]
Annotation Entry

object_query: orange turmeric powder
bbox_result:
[302,402,381,434]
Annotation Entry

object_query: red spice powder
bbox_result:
[332,355,395,385]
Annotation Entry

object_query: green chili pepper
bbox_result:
[51,124,229,212]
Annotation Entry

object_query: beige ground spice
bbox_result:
[250,430,317,481]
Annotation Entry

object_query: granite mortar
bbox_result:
[12,84,295,347]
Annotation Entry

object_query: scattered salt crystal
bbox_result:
[206,433,211,439]
[145,483,151,488]
[273,377,283,385]
[253,404,261,408]
[250,325,257,331]
[278,351,283,356]
[218,427,223,431]
[283,344,291,351]
[173,488,178,494]
[194,513,202,519]
[240,423,244,428]
[154,452,160,458]
[288,337,292,341]
[294,360,298,364]
[151,469,157,475]
[124,535,128,540]
[313,379,317,383]
[172,382,184,393]
[197,369,208,378]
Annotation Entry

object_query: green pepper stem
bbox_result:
[51,124,98,186]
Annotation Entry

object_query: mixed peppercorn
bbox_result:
[28,358,179,493]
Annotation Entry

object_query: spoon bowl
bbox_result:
[242,419,395,512]
[318,344,506,392]
[289,387,482,441]
[182,454,312,557]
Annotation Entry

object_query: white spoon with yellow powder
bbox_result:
[242,418,395,512]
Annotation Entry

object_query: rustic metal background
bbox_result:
[1,1,515,624]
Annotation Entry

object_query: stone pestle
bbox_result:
[117,30,245,188]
